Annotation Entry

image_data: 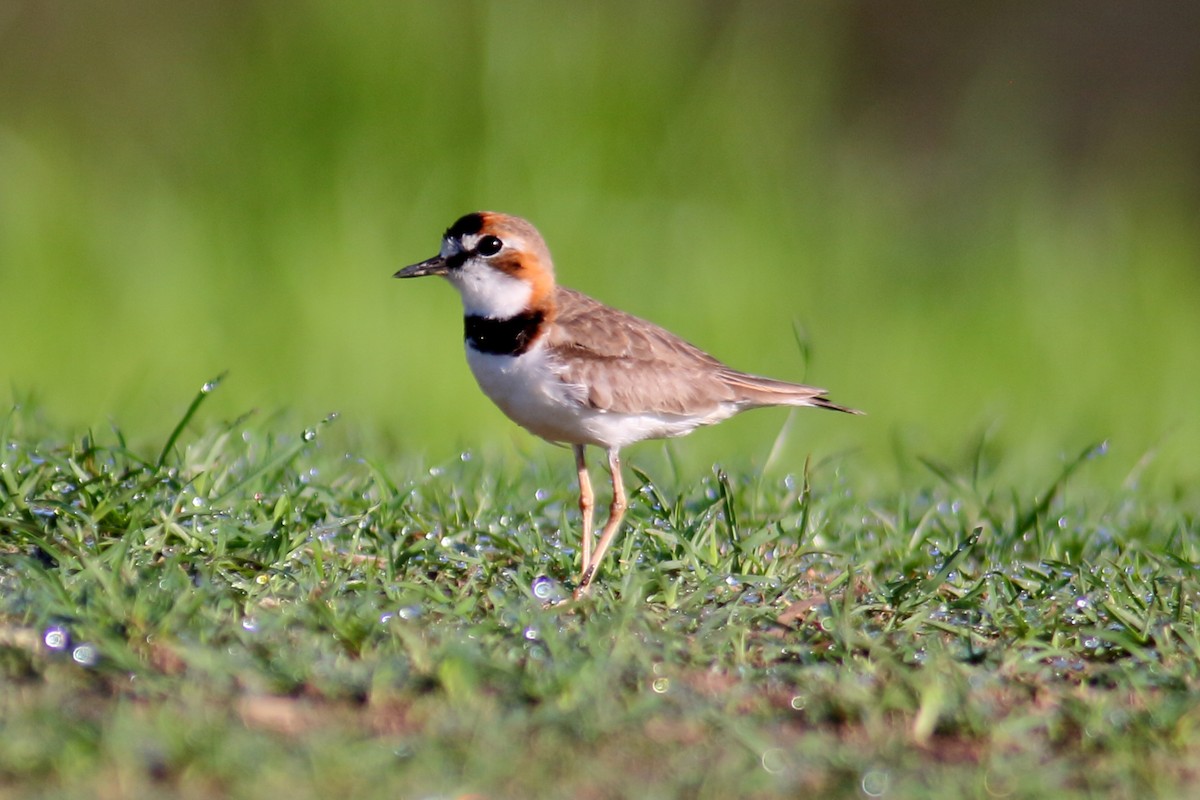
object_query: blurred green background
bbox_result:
[2,1,1198,484]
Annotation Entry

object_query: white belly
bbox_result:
[465,344,728,448]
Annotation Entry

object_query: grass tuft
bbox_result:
[1,390,1198,797]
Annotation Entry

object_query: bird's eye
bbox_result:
[476,236,503,256]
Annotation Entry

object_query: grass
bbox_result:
[2,383,1198,799]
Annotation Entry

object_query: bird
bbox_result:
[395,211,861,598]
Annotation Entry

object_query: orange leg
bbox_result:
[573,444,594,580]
[574,447,626,598]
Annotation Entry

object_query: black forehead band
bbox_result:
[444,212,485,240]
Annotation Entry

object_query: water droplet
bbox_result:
[531,576,561,602]
[983,769,1015,797]
[43,625,70,652]
[459,451,473,462]
[861,768,890,797]
[29,504,57,519]
[760,748,787,775]
[241,616,260,633]
[523,626,540,641]
[71,643,99,667]
[789,696,805,710]
[651,677,670,694]
[303,428,318,442]
[191,496,206,509]
[397,605,423,620]
[1074,595,1092,610]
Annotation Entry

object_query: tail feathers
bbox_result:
[724,371,864,415]
[807,395,864,415]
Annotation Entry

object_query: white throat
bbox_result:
[448,263,534,319]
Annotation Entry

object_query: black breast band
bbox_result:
[464,312,544,356]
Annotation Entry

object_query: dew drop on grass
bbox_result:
[43,625,70,652]
[861,768,890,797]
[523,626,540,641]
[760,747,787,775]
[789,696,805,710]
[29,504,57,520]
[651,677,670,694]
[983,769,1014,798]
[531,576,561,602]
[241,616,260,633]
[397,605,423,620]
[71,643,99,667]
[303,428,318,442]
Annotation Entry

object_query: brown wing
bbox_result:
[544,287,859,415]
